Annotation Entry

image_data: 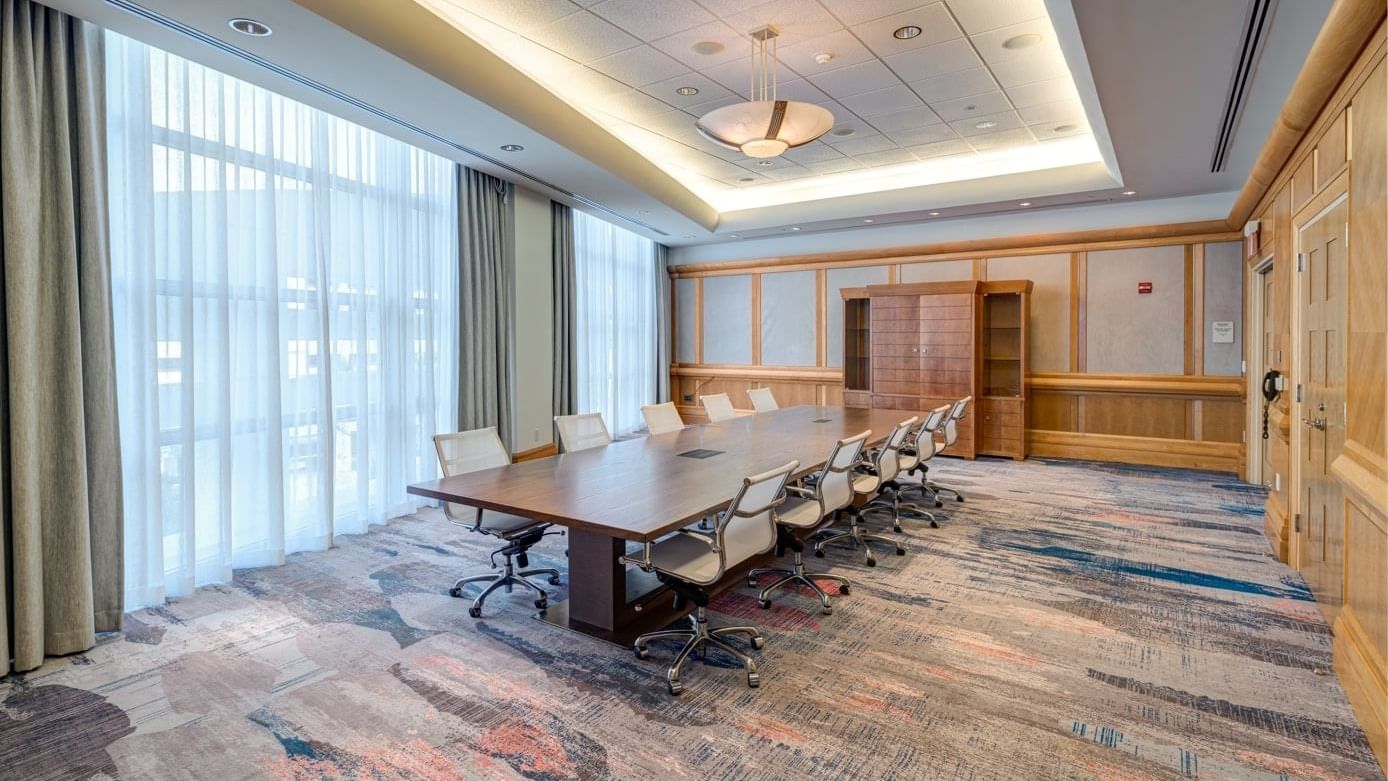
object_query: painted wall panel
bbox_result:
[760,270,817,366]
[702,274,752,365]
[900,259,973,283]
[1086,245,1186,374]
[987,253,1071,373]
[827,265,889,368]
[675,278,697,363]
[1203,241,1244,376]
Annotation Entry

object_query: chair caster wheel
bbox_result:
[548,575,561,586]
[895,548,906,556]
[467,606,482,618]
[814,550,825,558]
[534,599,548,610]
[449,587,463,598]
[892,526,903,533]
[821,604,833,615]
[634,646,649,660]
[956,496,964,503]
[667,679,684,696]
[930,520,939,529]
[934,501,943,508]
[750,635,766,650]
[757,599,771,610]
[746,672,760,688]
[838,583,850,595]
[865,558,877,568]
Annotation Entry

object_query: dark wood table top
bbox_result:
[407,405,928,542]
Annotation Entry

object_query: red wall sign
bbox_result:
[1137,281,1153,294]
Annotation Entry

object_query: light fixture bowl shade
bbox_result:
[696,100,833,158]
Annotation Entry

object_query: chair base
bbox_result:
[814,511,905,567]
[927,480,965,502]
[748,551,850,614]
[450,558,561,618]
[633,607,764,695]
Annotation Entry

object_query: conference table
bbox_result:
[407,405,925,644]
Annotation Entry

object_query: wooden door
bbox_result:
[919,292,976,457]
[870,295,922,402]
[1296,195,1348,621]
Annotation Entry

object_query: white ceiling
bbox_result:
[419,0,1106,211]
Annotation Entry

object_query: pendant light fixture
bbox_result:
[695,25,834,159]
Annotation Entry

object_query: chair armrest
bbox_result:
[675,528,720,553]
[785,485,815,499]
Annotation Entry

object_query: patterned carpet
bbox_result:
[2,458,1383,781]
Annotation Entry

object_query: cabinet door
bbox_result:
[919,293,974,400]
[871,295,921,396]
[979,397,1024,458]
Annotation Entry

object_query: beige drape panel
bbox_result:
[551,202,576,417]
[0,0,123,676]
[457,166,514,445]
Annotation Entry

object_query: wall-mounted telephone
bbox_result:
[1261,369,1283,440]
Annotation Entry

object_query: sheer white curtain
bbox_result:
[106,33,458,609]
[572,210,658,436]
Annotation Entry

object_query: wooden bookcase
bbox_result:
[840,279,1033,460]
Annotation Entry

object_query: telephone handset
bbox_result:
[1261,369,1282,440]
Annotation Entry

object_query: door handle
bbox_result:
[1303,417,1326,430]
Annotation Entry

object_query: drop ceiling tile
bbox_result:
[1029,121,1084,140]
[606,88,681,122]
[758,162,815,181]
[967,127,1034,151]
[822,124,882,145]
[829,134,898,155]
[684,93,746,116]
[908,66,997,103]
[443,0,584,35]
[529,10,641,63]
[969,19,1061,66]
[807,59,900,98]
[780,141,847,163]
[769,78,834,103]
[948,109,1023,136]
[943,0,1045,35]
[867,105,943,132]
[987,48,1070,88]
[883,123,957,146]
[882,38,981,82]
[733,156,792,173]
[651,20,749,68]
[851,148,917,166]
[1004,76,1077,108]
[929,89,1011,121]
[777,29,877,76]
[590,0,716,40]
[907,137,973,158]
[840,84,923,116]
[642,72,737,108]
[1016,98,1084,125]
[720,0,845,42]
[700,57,764,94]
[803,157,865,174]
[853,4,962,57]
[591,45,692,86]
[817,0,934,27]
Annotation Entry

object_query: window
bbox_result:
[572,211,659,436]
[107,33,458,608]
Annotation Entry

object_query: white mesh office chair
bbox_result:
[747,387,779,413]
[814,416,915,566]
[700,392,738,422]
[554,412,612,452]
[434,428,561,617]
[641,402,686,435]
[749,430,869,614]
[896,404,952,527]
[928,396,972,502]
[624,460,798,695]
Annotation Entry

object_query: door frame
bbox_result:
[1246,254,1275,487]
[1289,189,1349,571]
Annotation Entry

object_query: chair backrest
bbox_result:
[433,427,510,522]
[818,430,871,513]
[747,387,779,413]
[701,392,737,422]
[915,405,952,461]
[709,460,798,580]
[641,402,685,435]
[875,416,917,483]
[942,396,972,447]
[555,412,612,452]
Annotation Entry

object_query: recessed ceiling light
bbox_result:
[756,160,773,166]
[730,234,740,238]
[813,52,835,65]
[928,211,940,216]
[499,144,524,152]
[1019,201,1032,207]
[830,127,856,137]
[863,218,875,223]
[228,18,272,37]
[1053,123,1077,133]
[964,104,978,112]
[974,120,998,130]
[691,40,725,56]
[738,176,756,183]
[639,210,652,214]
[675,86,700,96]
[893,25,922,40]
[1003,33,1043,50]
[790,227,802,231]
[683,234,696,239]
[1122,190,1137,196]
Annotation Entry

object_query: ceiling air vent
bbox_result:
[1210,0,1278,172]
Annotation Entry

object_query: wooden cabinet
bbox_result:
[841,279,1033,460]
